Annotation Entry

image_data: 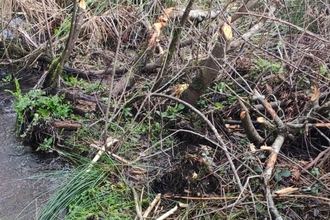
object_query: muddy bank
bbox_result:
[0,71,69,220]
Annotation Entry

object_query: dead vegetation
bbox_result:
[1,0,330,219]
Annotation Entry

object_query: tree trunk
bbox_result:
[180,31,231,105]
[42,0,86,90]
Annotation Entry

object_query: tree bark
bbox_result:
[42,0,86,90]
[180,32,230,105]
[180,0,261,105]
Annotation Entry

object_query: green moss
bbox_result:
[189,70,206,92]
[43,57,61,89]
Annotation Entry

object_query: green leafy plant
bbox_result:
[320,65,328,77]
[214,81,226,93]
[35,93,72,119]
[196,99,207,108]
[55,17,71,39]
[256,58,281,73]
[6,78,72,127]
[1,73,12,82]
[274,169,291,182]
[66,181,134,220]
[38,137,54,151]
[122,106,133,117]
[311,184,319,196]
[63,75,107,94]
[156,104,185,121]
[254,166,263,174]
[6,78,26,125]
[311,167,320,177]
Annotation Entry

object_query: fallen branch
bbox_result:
[252,89,287,220]
[156,203,188,220]
[52,121,81,130]
[252,91,286,181]
[286,122,330,129]
[89,141,147,173]
[86,136,118,172]
[235,12,330,44]
[256,117,276,131]
[143,193,161,218]
[303,147,330,172]
[163,194,238,200]
[316,100,330,114]
[132,187,143,220]
[156,205,177,220]
[230,5,276,49]
[178,0,260,49]
[231,0,260,23]
[239,99,264,145]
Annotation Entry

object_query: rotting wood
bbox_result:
[53,121,81,130]
[57,88,107,114]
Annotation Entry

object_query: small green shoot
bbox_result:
[156,103,184,121]
[274,169,291,182]
[311,167,320,177]
[38,137,54,151]
[63,75,106,94]
[320,65,328,77]
[196,99,207,108]
[256,58,281,73]
[1,73,12,82]
[311,184,319,196]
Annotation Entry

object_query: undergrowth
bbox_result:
[37,162,136,220]
[2,0,330,219]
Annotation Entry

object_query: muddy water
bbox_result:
[0,71,67,220]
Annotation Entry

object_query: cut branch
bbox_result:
[240,110,264,145]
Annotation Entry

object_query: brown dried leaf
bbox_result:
[290,165,301,181]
